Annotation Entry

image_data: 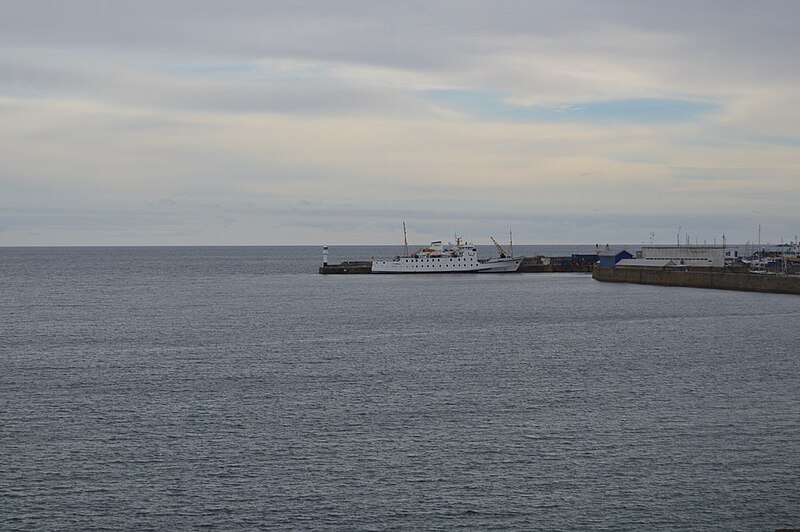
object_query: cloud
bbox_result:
[0,1,798,245]
[422,90,719,123]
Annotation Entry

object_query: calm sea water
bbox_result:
[2,246,799,530]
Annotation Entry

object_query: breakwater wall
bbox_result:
[320,257,594,274]
[518,257,594,273]
[319,261,372,274]
[593,266,800,295]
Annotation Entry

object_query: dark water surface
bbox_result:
[2,246,799,530]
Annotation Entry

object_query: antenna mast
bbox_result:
[509,229,514,257]
[402,221,409,257]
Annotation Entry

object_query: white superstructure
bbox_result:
[371,239,522,273]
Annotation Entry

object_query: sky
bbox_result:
[1,0,799,245]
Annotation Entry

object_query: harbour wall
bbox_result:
[320,257,594,274]
[319,261,372,274]
[593,266,800,295]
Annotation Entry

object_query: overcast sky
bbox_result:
[1,1,798,245]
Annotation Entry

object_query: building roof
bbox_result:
[598,248,632,257]
[641,245,726,250]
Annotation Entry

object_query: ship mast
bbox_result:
[509,229,513,258]
[402,221,409,257]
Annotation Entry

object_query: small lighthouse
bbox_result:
[322,245,329,266]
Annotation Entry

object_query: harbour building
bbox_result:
[597,249,633,268]
[635,245,726,268]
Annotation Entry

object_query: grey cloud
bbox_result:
[3,1,799,114]
[0,56,428,116]
[2,1,799,245]
[3,1,799,77]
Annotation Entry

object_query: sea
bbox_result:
[2,246,799,531]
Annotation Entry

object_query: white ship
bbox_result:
[371,225,522,273]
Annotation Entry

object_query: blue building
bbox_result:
[598,249,633,268]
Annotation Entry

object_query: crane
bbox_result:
[490,236,508,258]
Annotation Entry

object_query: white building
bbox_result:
[617,258,677,268]
[637,245,726,268]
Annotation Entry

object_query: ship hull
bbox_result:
[371,257,522,274]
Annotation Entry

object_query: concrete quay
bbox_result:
[319,261,373,274]
[319,256,596,274]
[593,266,800,295]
